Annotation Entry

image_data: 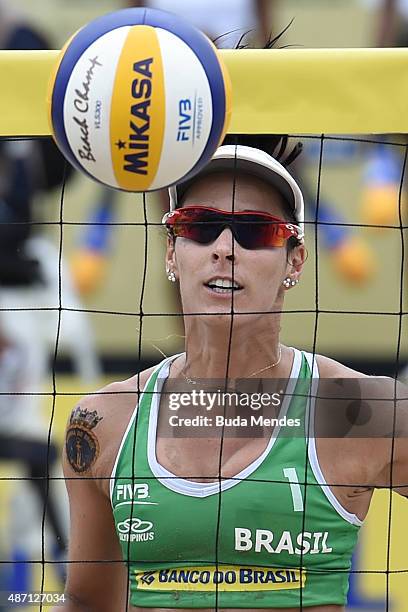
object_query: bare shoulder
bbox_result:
[315,353,404,396]
[73,365,157,429]
[315,353,369,379]
[314,353,399,414]
[310,353,408,502]
[63,365,158,497]
[314,353,408,462]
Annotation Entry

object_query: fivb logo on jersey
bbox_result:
[115,482,153,503]
[114,483,158,511]
[115,483,157,542]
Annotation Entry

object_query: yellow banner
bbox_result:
[1,48,408,136]
[134,565,306,591]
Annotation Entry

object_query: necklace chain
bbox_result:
[181,344,282,385]
[248,344,282,377]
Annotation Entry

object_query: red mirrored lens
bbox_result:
[165,206,299,249]
[171,209,221,244]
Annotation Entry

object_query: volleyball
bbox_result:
[47,8,232,192]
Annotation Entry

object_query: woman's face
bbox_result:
[166,170,305,323]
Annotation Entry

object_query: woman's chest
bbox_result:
[113,422,349,563]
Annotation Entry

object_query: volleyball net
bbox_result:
[0,48,406,611]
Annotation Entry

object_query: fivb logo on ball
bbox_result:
[49,9,231,192]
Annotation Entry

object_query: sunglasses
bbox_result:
[163,206,303,249]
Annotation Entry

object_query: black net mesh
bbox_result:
[0,133,406,611]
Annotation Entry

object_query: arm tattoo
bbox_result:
[65,406,103,473]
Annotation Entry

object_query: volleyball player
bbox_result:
[54,138,408,611]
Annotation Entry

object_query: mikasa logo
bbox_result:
[123,58,153,176]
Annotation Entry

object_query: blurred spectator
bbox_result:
[129,0,273,46]
[0,0,101,596]
[360,0,408,45]
[359,0,408,380]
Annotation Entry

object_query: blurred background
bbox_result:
[0,0,407,610]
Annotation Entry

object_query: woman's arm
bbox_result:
[51,397,129,611]
[50,367,156,611]
[50,474,128,611]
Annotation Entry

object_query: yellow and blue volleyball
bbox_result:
[48,8,231,191]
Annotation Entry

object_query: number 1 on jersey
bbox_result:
[283,467,304,512]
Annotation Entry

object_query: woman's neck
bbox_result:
[181,315,284,380]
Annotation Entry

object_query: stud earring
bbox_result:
[166,268,176,283]
[283,277,299,289]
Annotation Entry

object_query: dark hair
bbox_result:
[220,134,303,251]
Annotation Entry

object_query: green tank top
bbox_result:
[110,349,362,608]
